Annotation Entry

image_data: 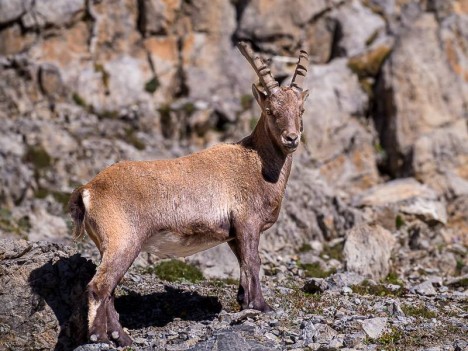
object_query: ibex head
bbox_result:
[238,42,309,154]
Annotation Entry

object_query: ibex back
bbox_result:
[69,42,309,347]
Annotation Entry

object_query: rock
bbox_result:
[187,243,239,279]
[301,58,379,192]
[343,224,396,280]
[348,37,394,78]
[305,16,337,64]
[313,324,339,344]
[388,301,405,317]
[0,0,31,25]
[445,274,468,288]
[342,286,353,294]
[343,332,366,348]
[412,281,437,296]
[360,317,387,339]
[38,64,65,99]
[182,0,254,123]
[73,343,110,351]
[412,120,468,197]
[301,322,338,346]
[0,23,36,56]
[188,329,276,351]
[0,239,95,350]
[447,196,468,246]
[138,0,180,36]
[304,278,329,294]
[229,309,261,324]
[353,178,447,230]
[25,0,85,28]
[237,0,330,55]
[330,0,386,57]
[28,206,69,243]
[262,165,360,253]
[326,272,366,291]
[375,13,468,178]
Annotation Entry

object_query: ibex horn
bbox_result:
[237,42,279,95]
[290,50,308,92]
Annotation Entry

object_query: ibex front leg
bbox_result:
[229,223,273,312]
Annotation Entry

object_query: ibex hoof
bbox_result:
[111,331,119,340]
[89,334,98,342]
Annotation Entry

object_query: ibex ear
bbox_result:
[252,83,267,107]
[301,89,309,102]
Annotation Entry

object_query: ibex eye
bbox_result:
[301,108,305,115]
[266,108,272,115]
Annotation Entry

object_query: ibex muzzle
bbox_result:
[69,42,309,347]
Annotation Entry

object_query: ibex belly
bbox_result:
[143,227,232,259]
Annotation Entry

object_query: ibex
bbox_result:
[69,42,309,346]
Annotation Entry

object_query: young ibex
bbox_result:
[69,42,309,346]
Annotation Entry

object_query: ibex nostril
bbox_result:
[284,133,298,143]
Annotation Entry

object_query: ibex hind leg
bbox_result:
[107,295,133,346]
[86,225,141,346]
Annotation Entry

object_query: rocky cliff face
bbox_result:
[1,0,467,249]
[0,1,467,348]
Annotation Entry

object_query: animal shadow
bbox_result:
[29,256,222,350]
[28,254,96,351]
[116,285,223,329]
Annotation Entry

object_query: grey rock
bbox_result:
[0,239,96,350]
[326,272,366,290]
[388,301,405,317]
[301,322,338,346]
[237,0,329,55]
[73,343,110,351]
[187,243,239,279]
[0,0,31,25]
[454,339,468,351]
[375,13,468,179]
[229,309,261,324]
[343,224,396,280]
[412,280,437,296]
[27,0,85,28]
[343,332,366,348]
[38,64,65,98]
[353,178,447,229]
[262,165,360,253]
[301,58,378,192]
[188,329,276,351]
[331,0,386,56]
[138,0,177,36]
[314,324,339,344]
[445,274,468,288]
[342,286,353,295]
[360,317,387,339]
[412,120,468,197]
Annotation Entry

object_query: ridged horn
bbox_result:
[290,50,308,91]
[237,42,279,95]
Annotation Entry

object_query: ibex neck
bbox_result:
[243,114,292,183]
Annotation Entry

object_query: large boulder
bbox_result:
[0,239,95,350]
[261,165,361,253]
[300,58,379,193]
[375,12,468,179]
[343,224,396,280]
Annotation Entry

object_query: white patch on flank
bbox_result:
[88,299,101,330]
[82,189,91,211]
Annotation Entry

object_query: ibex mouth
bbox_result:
[281,134,299,151]
[283,141,299,151]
